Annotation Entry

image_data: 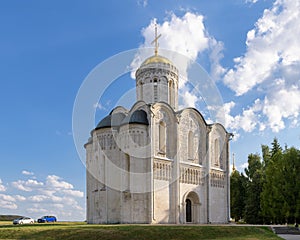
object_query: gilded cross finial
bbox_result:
[151,23,161,56]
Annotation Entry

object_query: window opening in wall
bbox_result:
[139,81,143,100]
[100,155,106,191]
[168,80,173,107]
[159,121,166,154]
[125,154,130,191]
[154,78,158,101]
[214,138,220,166]
[188,131,194,160]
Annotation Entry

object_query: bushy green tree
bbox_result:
[231,138,300,224]
[281,147,300,223]
[230,170,246,222]
[261,139,300,224]
[244,154,263,224]
[261,138,283,223]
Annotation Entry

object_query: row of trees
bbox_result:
[230,138,300,224]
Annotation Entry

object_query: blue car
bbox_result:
[37,216,57,223]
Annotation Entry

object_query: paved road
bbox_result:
[277,234,300,240]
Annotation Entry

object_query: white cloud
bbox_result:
[0,193,15,202]
[53,203,64,209]
[137,0,147,7]
[22,170,34,176]
[27,207,48,214]
[0,194,18,210]
[29,195,49,202]
[262,84,300,132]
[62,189,84,198]
[221,99,269,133]
[209,38,226,81]
[46,175,73,190]
[39,189,55,196]
[224,0,300,95]
[1,174,84,220]
[12,179,44,192]
[0,200,17,210]
[245,0,259,3]
[223,0,300,133]
[180,91,198,108]
[131,12,225,109]
[15,195,26,201]
[224,84,300,133]
[93,102,106,110]
[0,179,6,192]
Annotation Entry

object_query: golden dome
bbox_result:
[141,55,173,66]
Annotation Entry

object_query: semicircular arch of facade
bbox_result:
[212,122,228,133]
[210,123,229,137]
[127,100,152,119]
[151,101,177,123]
[110,105,128,115]
[182,191,201,205]
[129,100,150,112]
[177,107,207,130]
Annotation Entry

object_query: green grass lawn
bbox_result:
[0,222,282,240]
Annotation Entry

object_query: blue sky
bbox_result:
[1,0,300,221]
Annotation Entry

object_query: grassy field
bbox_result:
[0,222,282,240]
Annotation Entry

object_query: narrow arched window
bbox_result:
[102,155,106,190]
[159,121,166,154]
[188,131,194,160]
[168,80,173,107]
[214,138,220,166]
[139,81,143,101]
[153,78,158,102]
[125,154,130,191]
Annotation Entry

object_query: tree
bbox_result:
[261,144,271,169]
[271,137,282,157]
[231,138,300,224]
[260,138,300,224]
[281,147,300,223]
[244,154,263,224]
[230,170,246,222]
[261,139,284,223]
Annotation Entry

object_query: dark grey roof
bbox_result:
[121,110,149,126]
[95,112,126,130]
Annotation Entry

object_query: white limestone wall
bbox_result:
[153,179,171,223]
[209,184,227,223]
[208,124,230,223]
[177,110,207,166]
[86,123,152,224]
[131,193,151,223]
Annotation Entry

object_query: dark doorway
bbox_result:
[186,199,192,222]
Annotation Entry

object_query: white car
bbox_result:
[13,217,34,225]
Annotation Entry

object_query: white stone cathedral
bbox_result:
[85,36,232,224]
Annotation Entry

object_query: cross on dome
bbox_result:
[151,23,161,56]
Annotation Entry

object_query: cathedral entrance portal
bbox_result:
[183,191,200,223]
